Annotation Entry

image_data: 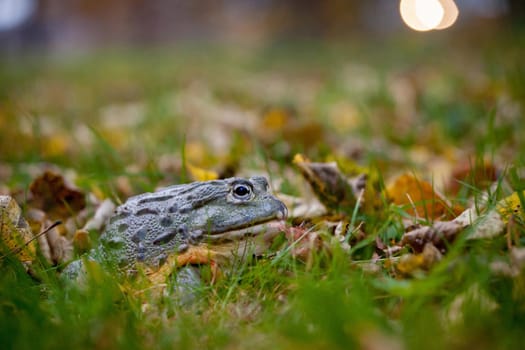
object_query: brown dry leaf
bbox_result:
[0,195,36,263]
[387,173,462,220]
[293,154,365,212]
[451,190,524,240]
[446,159,499,195]
[284,225,325,267]
[29,170,86,219]
[26,208,73,264]
[454,208,505,240]
[401,220,464,253]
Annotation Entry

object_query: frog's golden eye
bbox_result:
[232,183,252,200]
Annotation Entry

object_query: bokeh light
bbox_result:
[0,0,35,31]
[435,0,459,30]
[400,0,459,32]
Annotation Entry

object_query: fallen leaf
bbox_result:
[73,230,92,254]
[446,159,499,195]
[455,208,505,240]
[293,154,364,212]
[186,163,219,182]
[257,106,324,154]
[395,243,443,276]
[26,208,72,264]
[387,173,462,220]
[497,190,525,223]
[452,190,524,240]
[401,220,464,253]
[260,106,293,133]
[0,195,36,263]
[284,225,325,267]
[29,170,86,219]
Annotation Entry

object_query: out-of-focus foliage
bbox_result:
[1,28,525,349]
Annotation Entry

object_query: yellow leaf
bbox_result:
[261,107,290,131]
[42,134,69,157]
[0,195,36,263]
[497,191,525,223]
[396,243,442,275]
[186,163,219,182]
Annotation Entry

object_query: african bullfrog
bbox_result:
[63,176,288,286]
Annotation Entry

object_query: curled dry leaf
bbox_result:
[26,208,72,264]
[399,190,524,254]
[401,220,464,253]
[29,170,86,219]
[387,173,463,220]
[293,154,365,212]
[455,208,505,240]
[452,190,524,240]
[0,195,36,263]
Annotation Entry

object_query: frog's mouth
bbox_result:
[204,220,287,245]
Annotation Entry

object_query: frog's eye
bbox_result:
[232,183,252,200]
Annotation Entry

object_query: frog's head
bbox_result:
[179,176,287,242]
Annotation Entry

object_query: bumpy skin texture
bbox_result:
[64,177,287,279]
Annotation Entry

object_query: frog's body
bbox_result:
[64,177,287,284]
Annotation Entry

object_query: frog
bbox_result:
[63,176,288,289]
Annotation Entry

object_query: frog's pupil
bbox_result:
[235,185,249,196]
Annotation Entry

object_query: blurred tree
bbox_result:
[507,0,525,20]
[266,0,362,38]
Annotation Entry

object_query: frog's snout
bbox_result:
[275,200,288,220]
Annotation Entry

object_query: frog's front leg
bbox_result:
[169,265,204,306]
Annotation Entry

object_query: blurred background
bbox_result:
[0,0,523,55]
[0,0,524,188]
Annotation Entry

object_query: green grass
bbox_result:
[1,31,525,349]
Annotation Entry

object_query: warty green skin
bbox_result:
[63,176,287,280]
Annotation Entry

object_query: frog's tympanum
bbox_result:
[64,177,287,284]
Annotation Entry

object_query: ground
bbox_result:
[1,32,525,349]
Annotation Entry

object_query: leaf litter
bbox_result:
[1,44,525,348]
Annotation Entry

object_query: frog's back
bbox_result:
[101,180,229,267]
